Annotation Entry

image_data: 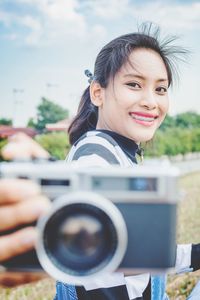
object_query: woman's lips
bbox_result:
[129,112,158,126]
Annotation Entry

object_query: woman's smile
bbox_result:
[129,112,158,126]
[129,111,159,127]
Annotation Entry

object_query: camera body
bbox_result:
[0,160,179,284]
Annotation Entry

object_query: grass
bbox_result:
[0,278,56,300]
[166,172,200,299]
[0,172,200,299]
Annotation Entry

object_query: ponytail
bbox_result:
[68,86,98,145]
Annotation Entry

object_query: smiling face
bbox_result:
[91,48,169,143]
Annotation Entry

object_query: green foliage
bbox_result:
[190,128,200,152]
[29,97,69,130]
[144,127,200,157]
[143,111,200,157]
[27,117,37,128]
[159,114,175,130]
[0,118,12,126]
[175,111,200,128]
[160,111,200,131]
[0,138,7,161]
[35,132,70,160]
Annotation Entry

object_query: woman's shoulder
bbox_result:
[67,130,121,165]
[74,130,118,147]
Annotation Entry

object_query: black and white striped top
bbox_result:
[67,130,139,167]
[64,130,199,300]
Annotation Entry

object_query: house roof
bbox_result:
[45,118,72,131]
[0,126,37,138]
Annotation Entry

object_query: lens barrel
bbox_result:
[36,192,127,284]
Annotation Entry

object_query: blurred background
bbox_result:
[0,0,200,125]
[0,0,200,160]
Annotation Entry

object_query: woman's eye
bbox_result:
[126,82,141,89]
[156,87,168,94]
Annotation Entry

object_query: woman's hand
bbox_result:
[0,133,52,286]
[1,132,50,160]
[0,179,50,262]
[0,133,51,261]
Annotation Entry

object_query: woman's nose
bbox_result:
[139,91,158,110]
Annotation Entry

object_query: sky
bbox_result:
[0,0,200,126]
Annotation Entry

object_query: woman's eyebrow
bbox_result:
[123,73,168,83]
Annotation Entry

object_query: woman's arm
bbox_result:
[175,244,200,273]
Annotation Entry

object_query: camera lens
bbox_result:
[59,214,103,259]
[43,203,117,275]
[36,192,127,283]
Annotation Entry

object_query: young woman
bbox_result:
[55,24,200,300]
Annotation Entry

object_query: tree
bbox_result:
[27,117,37,128]
[35,132,70,160]
[28,98,69,130]
[159,114,175,131]
[0,118,12,126]
[175,111,200,128]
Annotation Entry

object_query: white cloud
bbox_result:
[0,0,89,45]
[3,33,18,41]
[90,24,107,40]
[129,1,200,31]
[40,0,88,41]
[0,10,12,26]
[37,0,80,21]
[83,0,200,31]
[20,15,41,31]
[19,15,43,45]
[1,0,199,47]
[85,0,130,19]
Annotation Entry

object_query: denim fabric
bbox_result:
[54,282,78,300]
[151,275,166,300]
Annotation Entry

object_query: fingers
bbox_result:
[0,271,48,287]
[0,195,51,231]
[1,143,34,160]
[0,227,38,261]
[0,179,41,204]
[1,132,50,160]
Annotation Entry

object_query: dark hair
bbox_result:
[68,22,188,145]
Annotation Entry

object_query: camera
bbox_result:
[0,160,179,284]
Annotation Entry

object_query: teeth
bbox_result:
[130,114,155,122]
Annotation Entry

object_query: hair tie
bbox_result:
[84,69,95,84]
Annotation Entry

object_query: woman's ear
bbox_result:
[90,81,104,107]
